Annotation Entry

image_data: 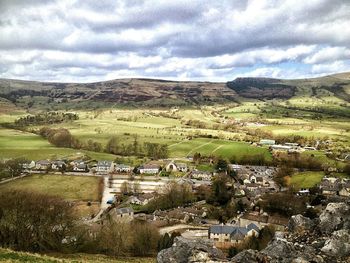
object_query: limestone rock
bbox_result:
[261,237,296,260]
[230,249,264,263]
[288,215,314,233]
[321,229,350,257]
[318,202,350,234]
[157,237,226,263]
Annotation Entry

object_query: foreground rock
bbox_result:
[318,202,350,234]
[157,237,226,263]
[157,202,350,263]
[288,214,314,233]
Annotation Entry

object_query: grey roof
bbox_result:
[97,161,112,167]
[230,227,248,240]
[116,207,134,215]
[247,223,259,232]
[115,164,130,168]
[209,225,248,237]
[210,225,236,235]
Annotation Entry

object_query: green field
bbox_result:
[169,138,272,159]
[0,127,117,161]
[0,174,101,201]
[289,171,325,189]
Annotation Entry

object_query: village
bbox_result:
[13,146,350,251]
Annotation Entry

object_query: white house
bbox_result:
[139,164,159,174]
[115,164,132,173]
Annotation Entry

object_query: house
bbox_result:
[320,178,350,197]
[208,224,259,246]
[229,164,241,172]
[115,164,132,173]
[22,160,35,170]
[112,207,134,221]
[284,143,299,149]
[96,161,114,174]
[71,160,88,172]
[270,145,292,151]
[139,164,159,174]
[35,160,51,171]
[51,160,66,170]
[129,193,155,206]
[165,161,188,172]
[239,212,288,231]
[259,139,276,145]
[319,178,341,195]
[190,170,213,181]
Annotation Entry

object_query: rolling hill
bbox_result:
[0,72,349,109]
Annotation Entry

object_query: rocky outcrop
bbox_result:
[318,202,350,234]
[288,214,314,233]
[157,202,350,263]
[157,237,226,263]
[321,229,350,257]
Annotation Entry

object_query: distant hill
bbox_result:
[0,72,349,108]
[227,72,350,101]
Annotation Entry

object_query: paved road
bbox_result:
[90,175,115,222]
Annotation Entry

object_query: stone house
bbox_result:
[239,212,288,231]
[115,164,132,173]
[51,160,66,170]
[112,207,134,221]
[35,160,51,171]
[71,160,88,172]
[190,170,213,181]
[208,223,259,247]
[165,161,188,173]
[96,161,114,174]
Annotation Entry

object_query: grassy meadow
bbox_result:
[0,248,155,263]
[0,174,101,201]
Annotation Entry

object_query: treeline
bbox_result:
[14,112,78,126]
[0,190,160,257]
[144,182,195,213]
[105,136,168,159]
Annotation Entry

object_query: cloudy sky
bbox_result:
[0,0,350,82]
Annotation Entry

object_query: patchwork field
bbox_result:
[0,127,117,160]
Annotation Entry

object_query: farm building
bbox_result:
[259,139,276,145]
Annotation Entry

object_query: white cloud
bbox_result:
[0,0,350,82]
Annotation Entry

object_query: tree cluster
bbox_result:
[15,112,78,126]
[144,182,194,213]
[0,190,161,257]
[0,158,26,180]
